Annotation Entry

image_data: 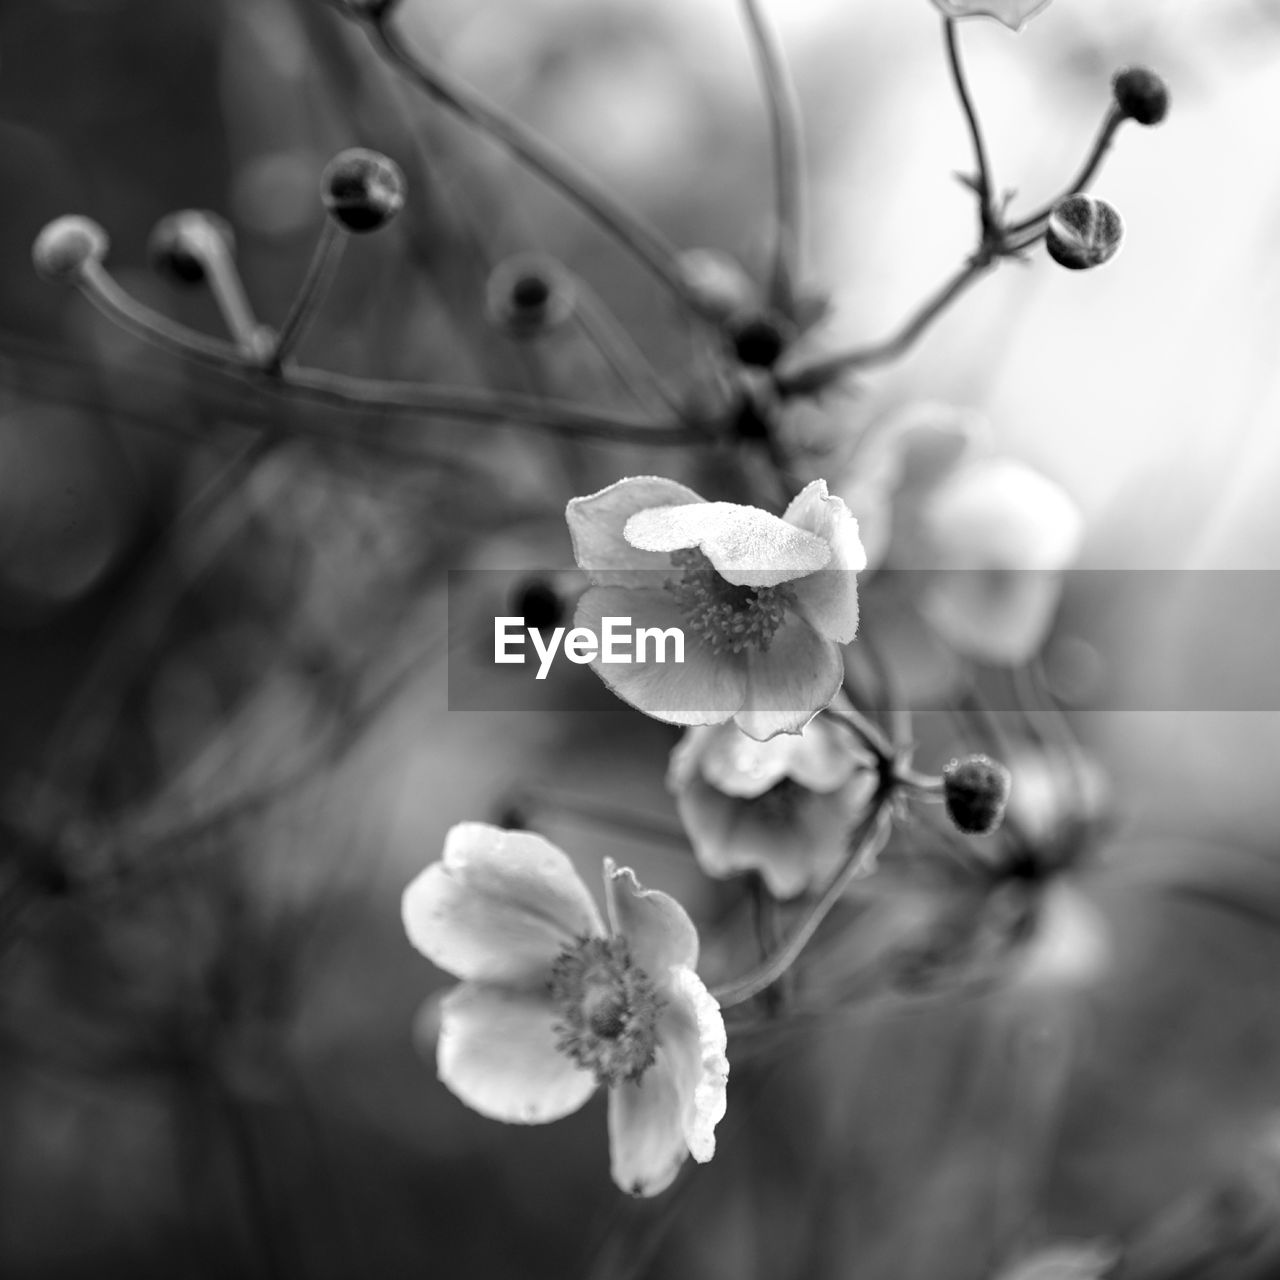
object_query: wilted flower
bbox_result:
[402,822,728,1197]
[566,476,865,740]
[930,0,1053,31]
[840,404,1083,666]
[668,715,879,899]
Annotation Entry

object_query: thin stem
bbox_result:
[776,253,995,396]
[738,0,805,316]
[1004,105,1125,243]
[197,225,267,357]
[265,219,346,373]
[943,17,996,239]
[710,801,893,1009]
[365,16,705,318]
[75,262,709,444]
[821,700,896,762]
[571,281,684,416]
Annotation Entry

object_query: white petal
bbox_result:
[625,501,830,588]
[929,0,1054,32]
[604,861,699,974]
[402,822,603,984]
[567,476,706,588]
[735,622,844,741]
[923,458,1083,572]
[434,983,598,1124]
[783,481,866,643]
[575,585,748,727]
[606,967,728,1196]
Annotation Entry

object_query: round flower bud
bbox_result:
[485,253,575,338]
[1045,195,1124,272]
[147,210,235,285]
[32,216,109,284]
[942,754,1013,836]
[321,148,406,233]
[1112,66,1169,127]
[731,314,791,369]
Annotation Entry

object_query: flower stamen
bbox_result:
[549,937,664,1086]
[664,547,792,654]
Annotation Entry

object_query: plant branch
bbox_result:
[738,0,805,317]
[362,14,706,318]
[943,17,996,239]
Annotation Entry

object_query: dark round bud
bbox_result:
[485,253,575,338]
[1112,66,1170,127]
[942,754,1012,836]
[321,148,406,233]
[731,315,789,369]
[1045,195,1124,271]
[32,216,109,283]
[510,575,564,633]
[147,210,235,285]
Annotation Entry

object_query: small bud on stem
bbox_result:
[32,216,109,284]
[943,754,1012,835]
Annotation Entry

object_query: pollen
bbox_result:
[549,936,664,1087]
[664,547,792,654]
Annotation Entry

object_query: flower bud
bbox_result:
[485,254,575,338]
[147,210,235,285]
[32,216,109,283]
[1112,66,1169,127]
[731,314,791,369]
[1045,195,1123,272]
[942,754,1012,835]
[321,148,406,233]
[676,249,757,324]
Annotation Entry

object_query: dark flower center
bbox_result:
[548,936,663,1086]
[745,776,808,826]
[664,547,792,655]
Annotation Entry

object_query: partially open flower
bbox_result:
[839,404,1083,666]
[930,0,1053,31]
[566,476,866,740]
[668,715,879,899]
[402,822,728,1197]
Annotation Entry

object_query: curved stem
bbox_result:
[265,219,347,373]
[943,17,996,238]
[75,262,709,445]
[1004,105,1125,244]
[776,253,995,396]
[711,801,893,1009]
[365,15,705,318]
[738,0,805,317]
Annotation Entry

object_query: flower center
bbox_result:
[548,936,664,1087]
[745,776,807,826]
[664,547,792,654]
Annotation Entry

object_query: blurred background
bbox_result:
[4,0,1280,1277]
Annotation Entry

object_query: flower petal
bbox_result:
[734,621,844,741]
[575,584,748,727]
[606,967,728,1196]
[923,458,1083,572]
[783,480,866,643]
[403,822,604,984]
[567,476,706,588]
[625,501,831,588]
[929,0,1054,32]
[687,716,866,798]
[604,860,699,974]
[434,983,597,1124]
[921,568,1064,666]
